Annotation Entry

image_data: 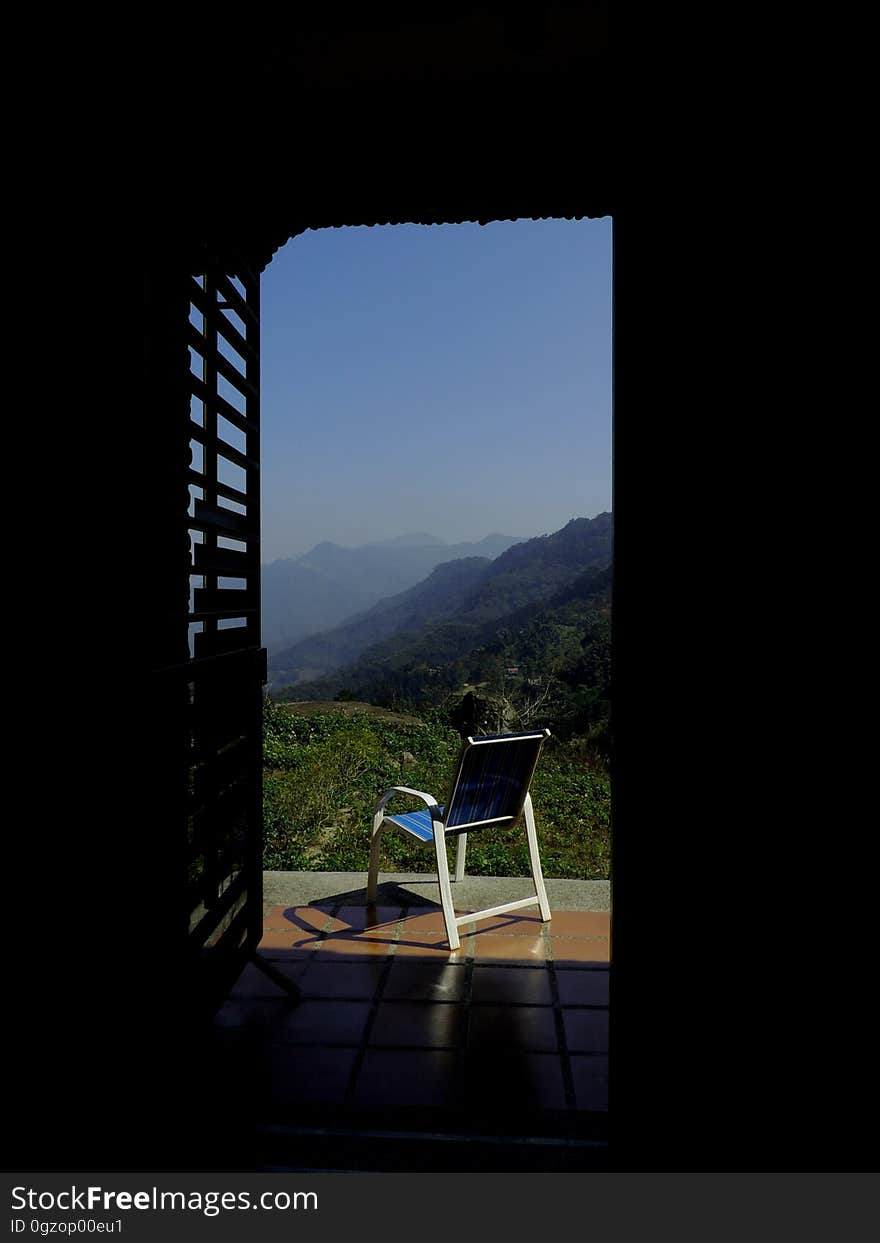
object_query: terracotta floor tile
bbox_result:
[468,1005,559,1052]
[229,959,308,997]
[262,904,297,930]
[398,910,472,935]
[271,999,371,1046]
[257,928,322,958]
[265,1043,358,1106]
[262,905,335,933]
[352,1050,457,1108]
[471,965,553,1006]
[214,997,297,1033]
[333,905,404,932]
[305,909,357,929]
[470,912,547,936]
[393,932,467,961]
[555,968,610,1007]
[369,1001,464,1048]
[562,1008,609,1053]
[313,935,394,959]
[551,937,610,965]
[570,1054,608,1112]
[332,922,401,943]
[471,934,549,964]
[547,910,611,938]
[461,1051,567,1112]
[297,960,387,1000]
[255,949,321,966]
[383,961,468,1002]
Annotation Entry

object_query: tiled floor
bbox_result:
[216,901,609,1138]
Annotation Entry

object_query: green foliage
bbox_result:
[262,698,611,878]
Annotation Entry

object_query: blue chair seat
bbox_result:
[385,806,445,841]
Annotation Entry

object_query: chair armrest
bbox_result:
[373,786,440,816]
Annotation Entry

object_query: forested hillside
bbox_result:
[456,512,613,621]
[274,513,612,748]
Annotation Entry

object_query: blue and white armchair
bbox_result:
[368,729,552,950]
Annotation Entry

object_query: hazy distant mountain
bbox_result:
[269,556,492,684]
[273,512,613,702]
[367,533,444,548]
[262,532,525,653]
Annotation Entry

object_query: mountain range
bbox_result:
[269,512,613,707]
[262,532,525,653]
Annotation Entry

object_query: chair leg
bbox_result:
[433,827,460,950]
[523,793,551,923]
[454,832,467,882]
[367,810,385,903]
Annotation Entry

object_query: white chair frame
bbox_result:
[367,739,552,950]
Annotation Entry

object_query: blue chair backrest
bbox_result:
[444,729,550,831]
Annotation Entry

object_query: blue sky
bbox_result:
[260,217,612,562]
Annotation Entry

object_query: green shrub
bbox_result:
[262,699,610,877]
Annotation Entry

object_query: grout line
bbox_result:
[266,1035,593,1056]
[337,903,402,1106]
[259,1122,607,1149]
[548,960,577,1111]
[291,908,337,987]
[467,960,606,970]
[543,926,576,1111]
[451,955,476,1108]
[455,909,479,1096]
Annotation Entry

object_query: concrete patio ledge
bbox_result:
[263,870,610,913]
